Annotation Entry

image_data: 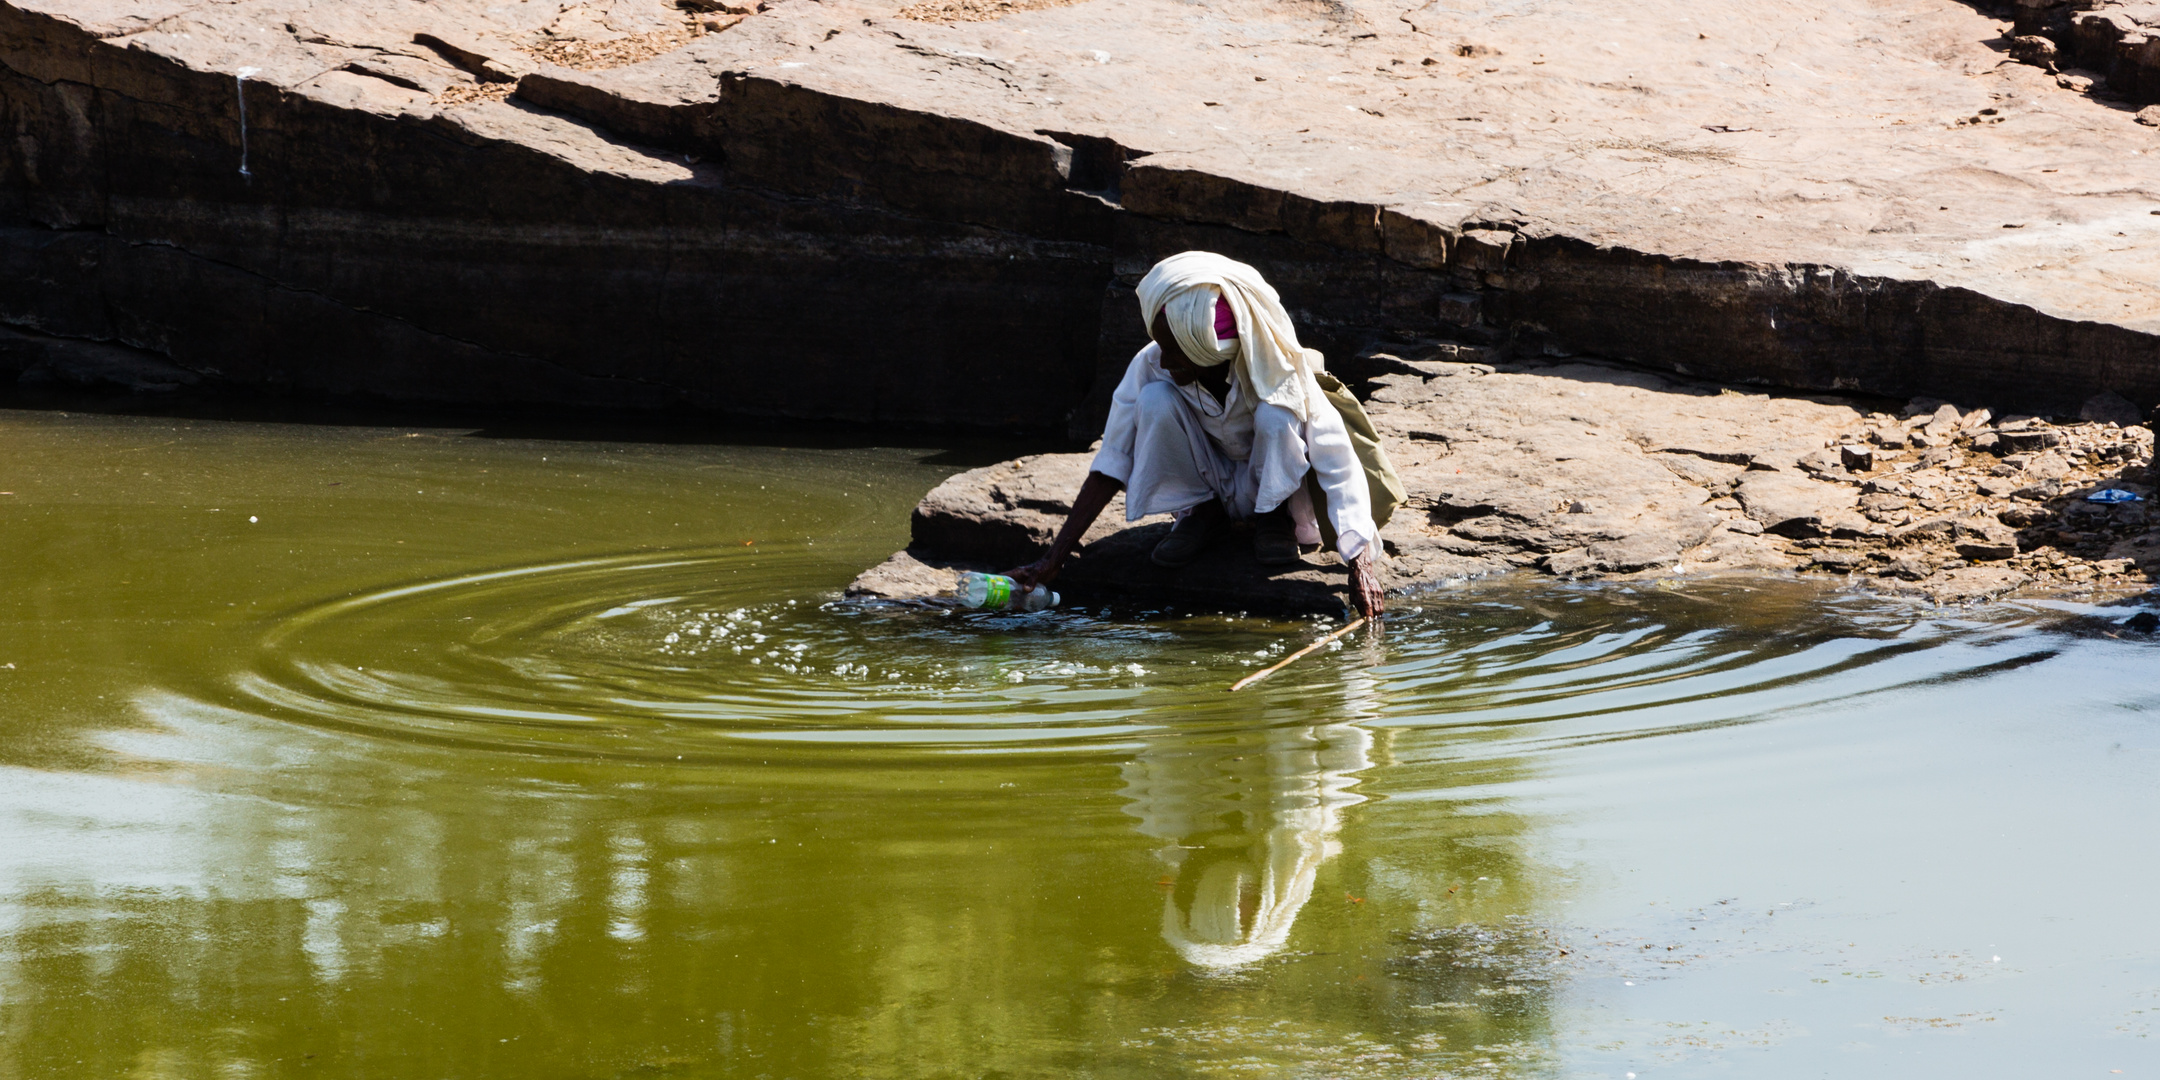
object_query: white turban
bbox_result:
[1136,251,1325,423]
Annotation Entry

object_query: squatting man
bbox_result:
[1007,251,1387,617]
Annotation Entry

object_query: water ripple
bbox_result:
[221,549,2065,762]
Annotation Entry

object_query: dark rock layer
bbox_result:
[0,1,1109,428]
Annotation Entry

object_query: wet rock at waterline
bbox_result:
[851,539,1364,617]
[905,453,1137,571]
[852,460,1367,616]
[854,357,2160,612]
[0,325,201,394]
[12,0,2160,427]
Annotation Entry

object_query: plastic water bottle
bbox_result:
[956,571,1059,611]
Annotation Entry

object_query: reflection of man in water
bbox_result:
[1119,722,1373,970]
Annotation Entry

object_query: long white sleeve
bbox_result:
[1302,396,1377,561]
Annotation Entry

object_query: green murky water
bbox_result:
[1,408,2155,1079]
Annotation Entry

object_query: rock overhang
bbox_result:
[5,0,2160,423]
[498,0,2160,412]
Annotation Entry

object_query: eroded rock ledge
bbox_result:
[851,353,2159,612]
[6,0,2160,432]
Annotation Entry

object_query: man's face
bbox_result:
[1150,311,1206,386]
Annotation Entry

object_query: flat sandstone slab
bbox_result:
[853,358,2159,612]
[643,0,2160,329]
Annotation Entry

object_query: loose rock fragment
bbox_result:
[1893,516,1956,545]
[1901,567,2030,604]
[2009,35,2057,68]
[1999,504,2051,528]
[1737,472,1860,538]
[1879,556,1935,581]
[1811,550,1864,573]
[2080,391,2143,427]
[1922,404,1964,442]
[1997,426,2063,453]
[1953,520,2020,562]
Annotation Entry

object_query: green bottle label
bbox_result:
[985,576,1012,608]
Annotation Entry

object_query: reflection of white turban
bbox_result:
[1161,827,1340,970]
[1126,722,1375,971]
[1136,251,1326,423]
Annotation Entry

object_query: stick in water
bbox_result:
[1228,616,1368,692]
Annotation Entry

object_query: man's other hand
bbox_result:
[1005,556,1057,593]
[1346,546,1385,619]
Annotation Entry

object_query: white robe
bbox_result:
[1088,343,1376,561]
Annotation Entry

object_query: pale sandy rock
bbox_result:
[300,68,431,116]
[1736,472,1864,538]
[344,53,474,95]
[435,98,700,181]
[1546,535,1684,578]
[667,0,2160,337]
[847,549,973,601]
[1954,519,2022,562]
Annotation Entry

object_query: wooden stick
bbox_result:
[1228,617,1368,692]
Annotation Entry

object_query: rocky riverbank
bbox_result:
[851,348,2158,612]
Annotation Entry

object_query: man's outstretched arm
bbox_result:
[1005,471,1123,591]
